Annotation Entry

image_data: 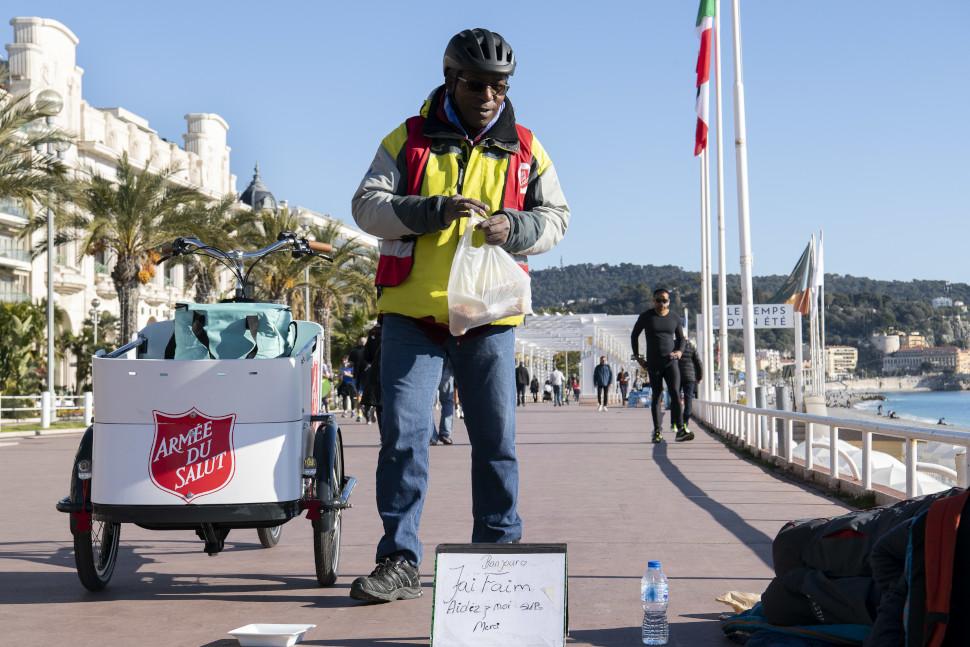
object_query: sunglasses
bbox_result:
[654,298,670,304]
[456,75,510,96]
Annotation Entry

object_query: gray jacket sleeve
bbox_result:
[351,141,448,239]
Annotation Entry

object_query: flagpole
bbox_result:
[819,229,826,391]
[714,0,729,403]
[703,149,715,402]
[730,0,758,405]
[808,235,818,395]
[699,151,710,401]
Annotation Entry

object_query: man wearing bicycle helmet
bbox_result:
[351,28,569,602]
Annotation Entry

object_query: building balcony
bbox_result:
[52,266,88,295]
[0,248,32,271]
[0,198,28,228]
[0,291,30,304]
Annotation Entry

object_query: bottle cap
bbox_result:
[647,560,662,569]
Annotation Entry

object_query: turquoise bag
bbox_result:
[172,303,297,360]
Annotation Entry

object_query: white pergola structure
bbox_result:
[514,313,641,397]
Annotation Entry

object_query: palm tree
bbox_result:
[304,221,376,366]
[176,196,253,303]
[59,311,119,391]
[0,92,73,205]
[235,206,308,303]
[65,153,202,340]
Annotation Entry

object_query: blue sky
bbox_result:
[7,1,969,282]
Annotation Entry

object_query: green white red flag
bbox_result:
[694,0,716,156]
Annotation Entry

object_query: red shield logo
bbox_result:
[518,162,530,195]
[149,408,236,503]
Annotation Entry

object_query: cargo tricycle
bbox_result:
[56,232,356,591]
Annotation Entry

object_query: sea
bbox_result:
[855,391,970,429]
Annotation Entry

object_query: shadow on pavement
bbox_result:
[202,640,428,647]
[0,538,430,608]
[568,619,729,646]
[651,440,774,568]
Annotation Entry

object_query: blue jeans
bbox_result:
[377,316,521,565]
[553,384,562,406]
[430,360,455,442]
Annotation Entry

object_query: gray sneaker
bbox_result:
[350,558,422,603]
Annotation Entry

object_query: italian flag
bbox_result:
[694,0,716,156]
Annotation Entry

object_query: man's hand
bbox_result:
[476,213,511,245]
[670,351,683,360]
[635,356,648,370]
[441,195,489,226]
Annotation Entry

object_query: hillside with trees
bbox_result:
[531,264,970,372]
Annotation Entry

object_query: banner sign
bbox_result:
[712,304,794,329]
[432,543,567,647]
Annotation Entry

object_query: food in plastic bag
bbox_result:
[447,216,532,336]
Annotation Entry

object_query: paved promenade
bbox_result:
[0,401,850,646]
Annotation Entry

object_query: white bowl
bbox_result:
[227,623,316,647]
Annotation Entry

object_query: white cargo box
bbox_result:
[89,323,323,507]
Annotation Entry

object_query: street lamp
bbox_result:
[35,89,64,429]
[89,297,102,345]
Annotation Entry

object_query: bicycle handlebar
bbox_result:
[307,240,333,254]
[158,232,332,300]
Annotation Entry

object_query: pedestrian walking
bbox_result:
[617,368,630,404]
[337,357,357,416]
[631,288,692,443]
[360,322,383,428]
[349,28,569,603]
[348,336,368,422]
[530,376,540,403]
[570,374,581,404]
[515,362,530,406]
[593,356,613,412]
[549,367,565,406]
[678,339,703,427]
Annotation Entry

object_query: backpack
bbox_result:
[172,302,297,360]
[904,489,970,647]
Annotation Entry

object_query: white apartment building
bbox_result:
[2,17,375,390]
[825,345,858,378]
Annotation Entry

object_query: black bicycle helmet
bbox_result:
[443,28,516,77]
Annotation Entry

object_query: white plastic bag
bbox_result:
[447,215,532,336]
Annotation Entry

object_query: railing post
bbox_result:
[862,431,873,491]
[769,416,778,456]
[905,439,918,499]
[830,426,840,480]
[83,391,94,426]
[785,418,793,463]
[958,449,969,489]
[41,392,51,429]
[805,422,814,471]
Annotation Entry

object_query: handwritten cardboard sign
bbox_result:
[431,543,567,647]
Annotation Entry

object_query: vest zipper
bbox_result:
[456,141,470,194]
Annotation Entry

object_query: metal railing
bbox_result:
[0,291,30,303]
[695,400,970,499]
[0,248,31,262]
[0,393,93,432]
[0,197,26,219]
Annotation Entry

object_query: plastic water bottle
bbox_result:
[641,560,669,645]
